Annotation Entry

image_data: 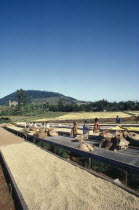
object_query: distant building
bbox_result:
[9,100,18,107]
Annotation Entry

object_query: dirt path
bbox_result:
[0,164,15,210]
[0,127,23,146]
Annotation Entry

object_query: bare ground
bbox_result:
[0,164,15,210]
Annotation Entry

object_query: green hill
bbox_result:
[0,90,80,105]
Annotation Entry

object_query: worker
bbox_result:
[116,116,121,124]
[116,115,119,123]
[46,122,50,129]
[83,120,89,135]
[93,118,100,133]
[118,117,121,124]
[72,121,78,137]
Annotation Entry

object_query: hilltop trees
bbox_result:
[16,89,28,114]
[16,89,27,106]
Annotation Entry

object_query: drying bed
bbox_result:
[1,142,139,210]
[4,127,139,174]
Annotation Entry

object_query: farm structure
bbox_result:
[9,100,18,107]
[5,126,139,173]
[4,125,139,180]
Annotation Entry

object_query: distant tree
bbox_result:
[49,104,59,112]
[58,99,64,111]
[135,101,139,110]
[42,102,49,111]
[16,89,27,106]
[125,101,136,110]
[16,89,28,114]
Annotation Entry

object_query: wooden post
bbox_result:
[40,141,43,148]
[89,158,91,169]
[33,138,36,144]
[124,170,128,186]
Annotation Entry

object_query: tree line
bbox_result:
[0,89,139,116]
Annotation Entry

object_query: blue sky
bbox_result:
[0,0,138,102]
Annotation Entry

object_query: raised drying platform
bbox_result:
[43,136,139,174]
[1,142,139,209]
[5,127,139,174]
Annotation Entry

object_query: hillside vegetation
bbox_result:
[0,90,139,119]
[0,90,80,105]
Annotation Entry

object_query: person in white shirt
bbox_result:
[46,122,50,129]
